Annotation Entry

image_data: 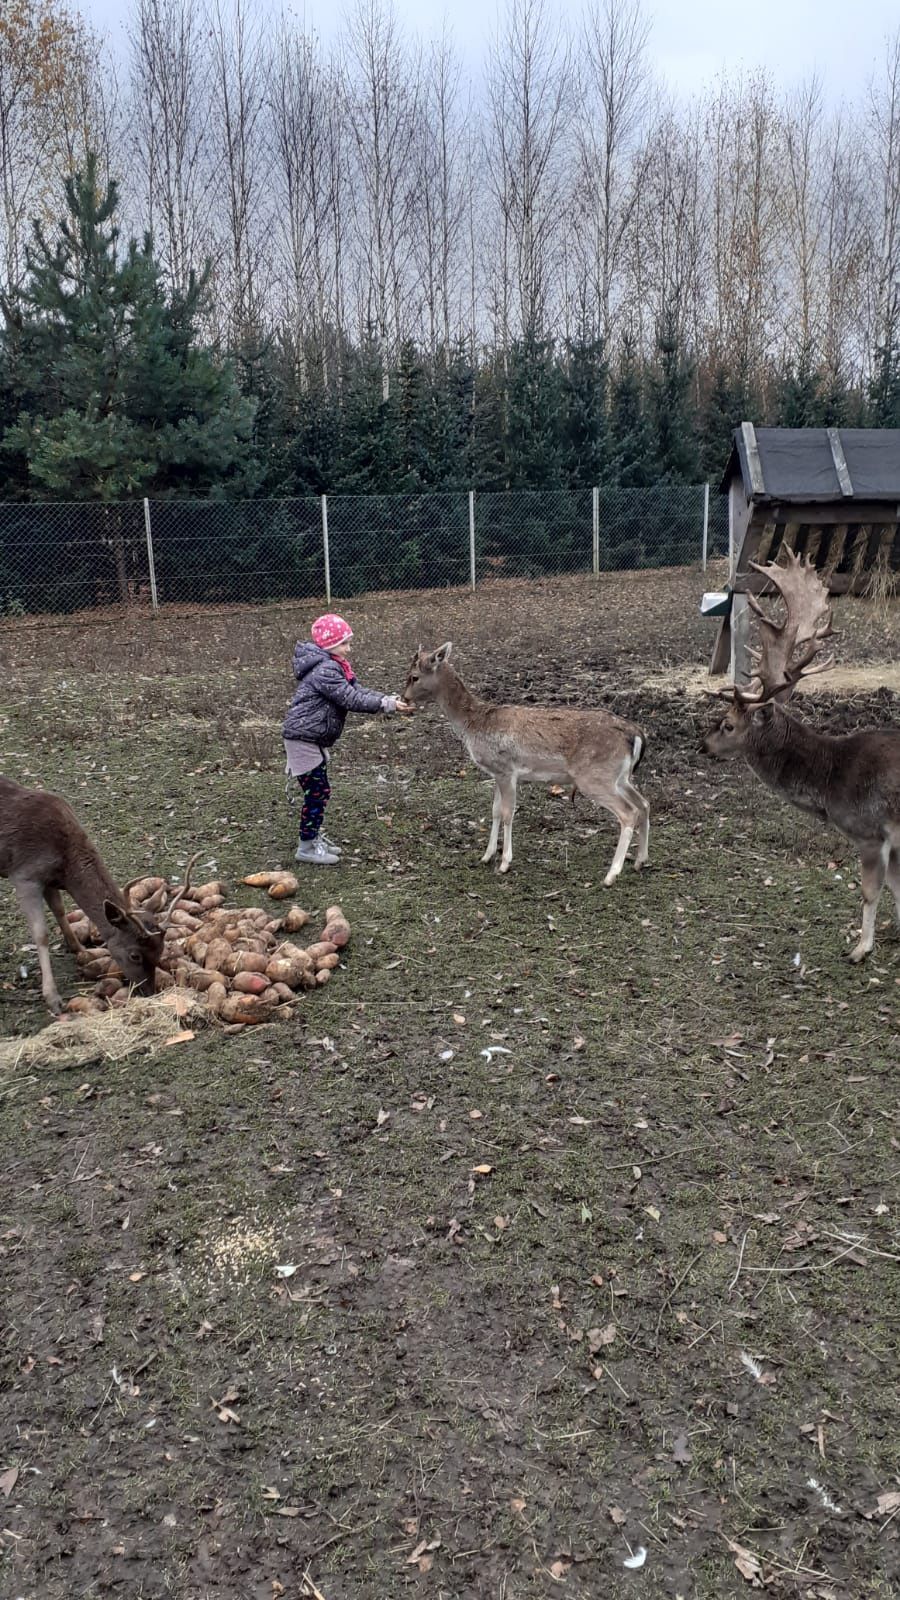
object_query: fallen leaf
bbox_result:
[643,1205,661,1223]
[471,1164,493,1175]
[452,1013,466,1025]
[407,1534,441,1570]
[672,1431,692,1465]
[275,1263,298,1278]
[493,1214,509,1231]
[376,1108,390,1127]
[548,1556,571,1580]
[163,1030,195,1047]
[216,1406,241,1424]
[876,1491,900,1516]
[261,1487,281,1501]
[724,1537,764,1585]
[195,1320,213,1340]
[272,1504,302,1518]
[588,1324,617,1352]
[469,1108,483,1119]
[608,1506,627,1526]
[510,1497,526,1514]
[0,1467,19,1498]
[128,1270,147,1283]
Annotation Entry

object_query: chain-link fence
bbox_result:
[0,483,724,623]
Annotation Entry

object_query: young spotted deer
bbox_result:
[403,644,649,882]
[703,550,900,961]
[0,776,168,1013]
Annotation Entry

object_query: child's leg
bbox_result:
[298,761,331,841]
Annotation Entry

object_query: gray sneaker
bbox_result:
[295,838,340,866]
[318,833,342,855]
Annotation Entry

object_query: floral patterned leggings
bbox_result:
[298,761,331,840]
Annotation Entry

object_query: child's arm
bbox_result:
[315,660,399,715]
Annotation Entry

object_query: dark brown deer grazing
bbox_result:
[703,550,900,962]
[403,644,649,882]
[0,777,167,1014]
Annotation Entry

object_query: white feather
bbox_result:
[623,1547,647,1569]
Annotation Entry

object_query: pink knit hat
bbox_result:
[311,613,353,650]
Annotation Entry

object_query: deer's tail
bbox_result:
[630,732,646,773]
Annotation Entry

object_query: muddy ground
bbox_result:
[0,564,898,1600]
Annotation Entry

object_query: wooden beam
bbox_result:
[826,428,854,496]
[740,421,765,497]
[752,500,899,525]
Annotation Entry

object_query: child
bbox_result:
[283,613,409,865]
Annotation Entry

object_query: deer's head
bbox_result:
[702,694,768,757]
[103,900,165,992]
[704,551,835,759]
[403,642,453,707]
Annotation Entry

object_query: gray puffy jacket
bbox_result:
[282,641,389,747]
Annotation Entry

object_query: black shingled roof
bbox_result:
[720,425,900,502]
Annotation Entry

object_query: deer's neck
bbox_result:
[436,665,488,730]
[64,846,124,937]
[744,706,836,811]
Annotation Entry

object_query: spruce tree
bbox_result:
[608,335,656,487]
[869,341,900,428]
[1,153,256,499]
[647,308,700,483]
[561,334,610,488]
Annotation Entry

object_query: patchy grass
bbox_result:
[0,567,898,1599]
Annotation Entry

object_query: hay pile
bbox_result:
[63,864,352,1029]
[0,989,199,1073]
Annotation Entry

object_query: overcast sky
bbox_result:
[79,0,898,104]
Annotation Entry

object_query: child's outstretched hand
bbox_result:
[395,698,414,715]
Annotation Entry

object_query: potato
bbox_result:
[243,908,272,928]
[315,968,331,986]
[169,909,201,931]
[128,875,166,904]
[142,886,168,915]
[109,987,131,1007]
[280,905,311,933]
[306,940,337,961]
[266,958,298,986]
[65,995,98,1015]
[220,993,275,1024]
[94,975,122,998]
[204,938,233,973]
[275,941,313,968]
[185,934,208,964]
[203,980,227,1016]
[198,893,225,912]
[271,982,296,1003]
[233,951,269,975]
[154,967,176,991]
[268,875,299,900]
[324,905,345,924]
[316,952,340,971]
[187,967,225,993]
[323,919,351,949]
[193,880,226,900]
[238,936,270,956]
[232,971,271,996]
[243,871,283,887]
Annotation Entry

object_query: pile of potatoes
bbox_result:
[64,870,352,1028]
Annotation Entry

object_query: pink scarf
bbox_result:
[330,653,354,681]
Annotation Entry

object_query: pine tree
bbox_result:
[1,153,256,500]
[700,356,752,481]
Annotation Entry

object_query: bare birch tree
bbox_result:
[207,0,268,342]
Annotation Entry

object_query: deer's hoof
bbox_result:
[498,861,511,875]
[848,945,870,964]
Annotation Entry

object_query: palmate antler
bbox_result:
[740,548,835,704]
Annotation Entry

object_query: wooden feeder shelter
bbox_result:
[710,423,900,684]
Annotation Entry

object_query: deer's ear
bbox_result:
[433,642,453,665]
[104,899,149,939]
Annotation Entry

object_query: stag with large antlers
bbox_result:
[703,550,900,961]
[0,777,174,1013]
[403,644,649,881]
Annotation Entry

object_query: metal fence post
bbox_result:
[592,486,600,578]
[321,493,331,603]
[701,481,710,570]
[143,497,159,614]
[468,490,476,591]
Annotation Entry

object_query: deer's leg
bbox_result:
[884,845,900,928]
[498,776,518,875]
[849,843,888,963]
[623,780,650,869]
[12,879,63,1015]
[574,769,639,886]
[482,784,503,864]
[45,887,82,954]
